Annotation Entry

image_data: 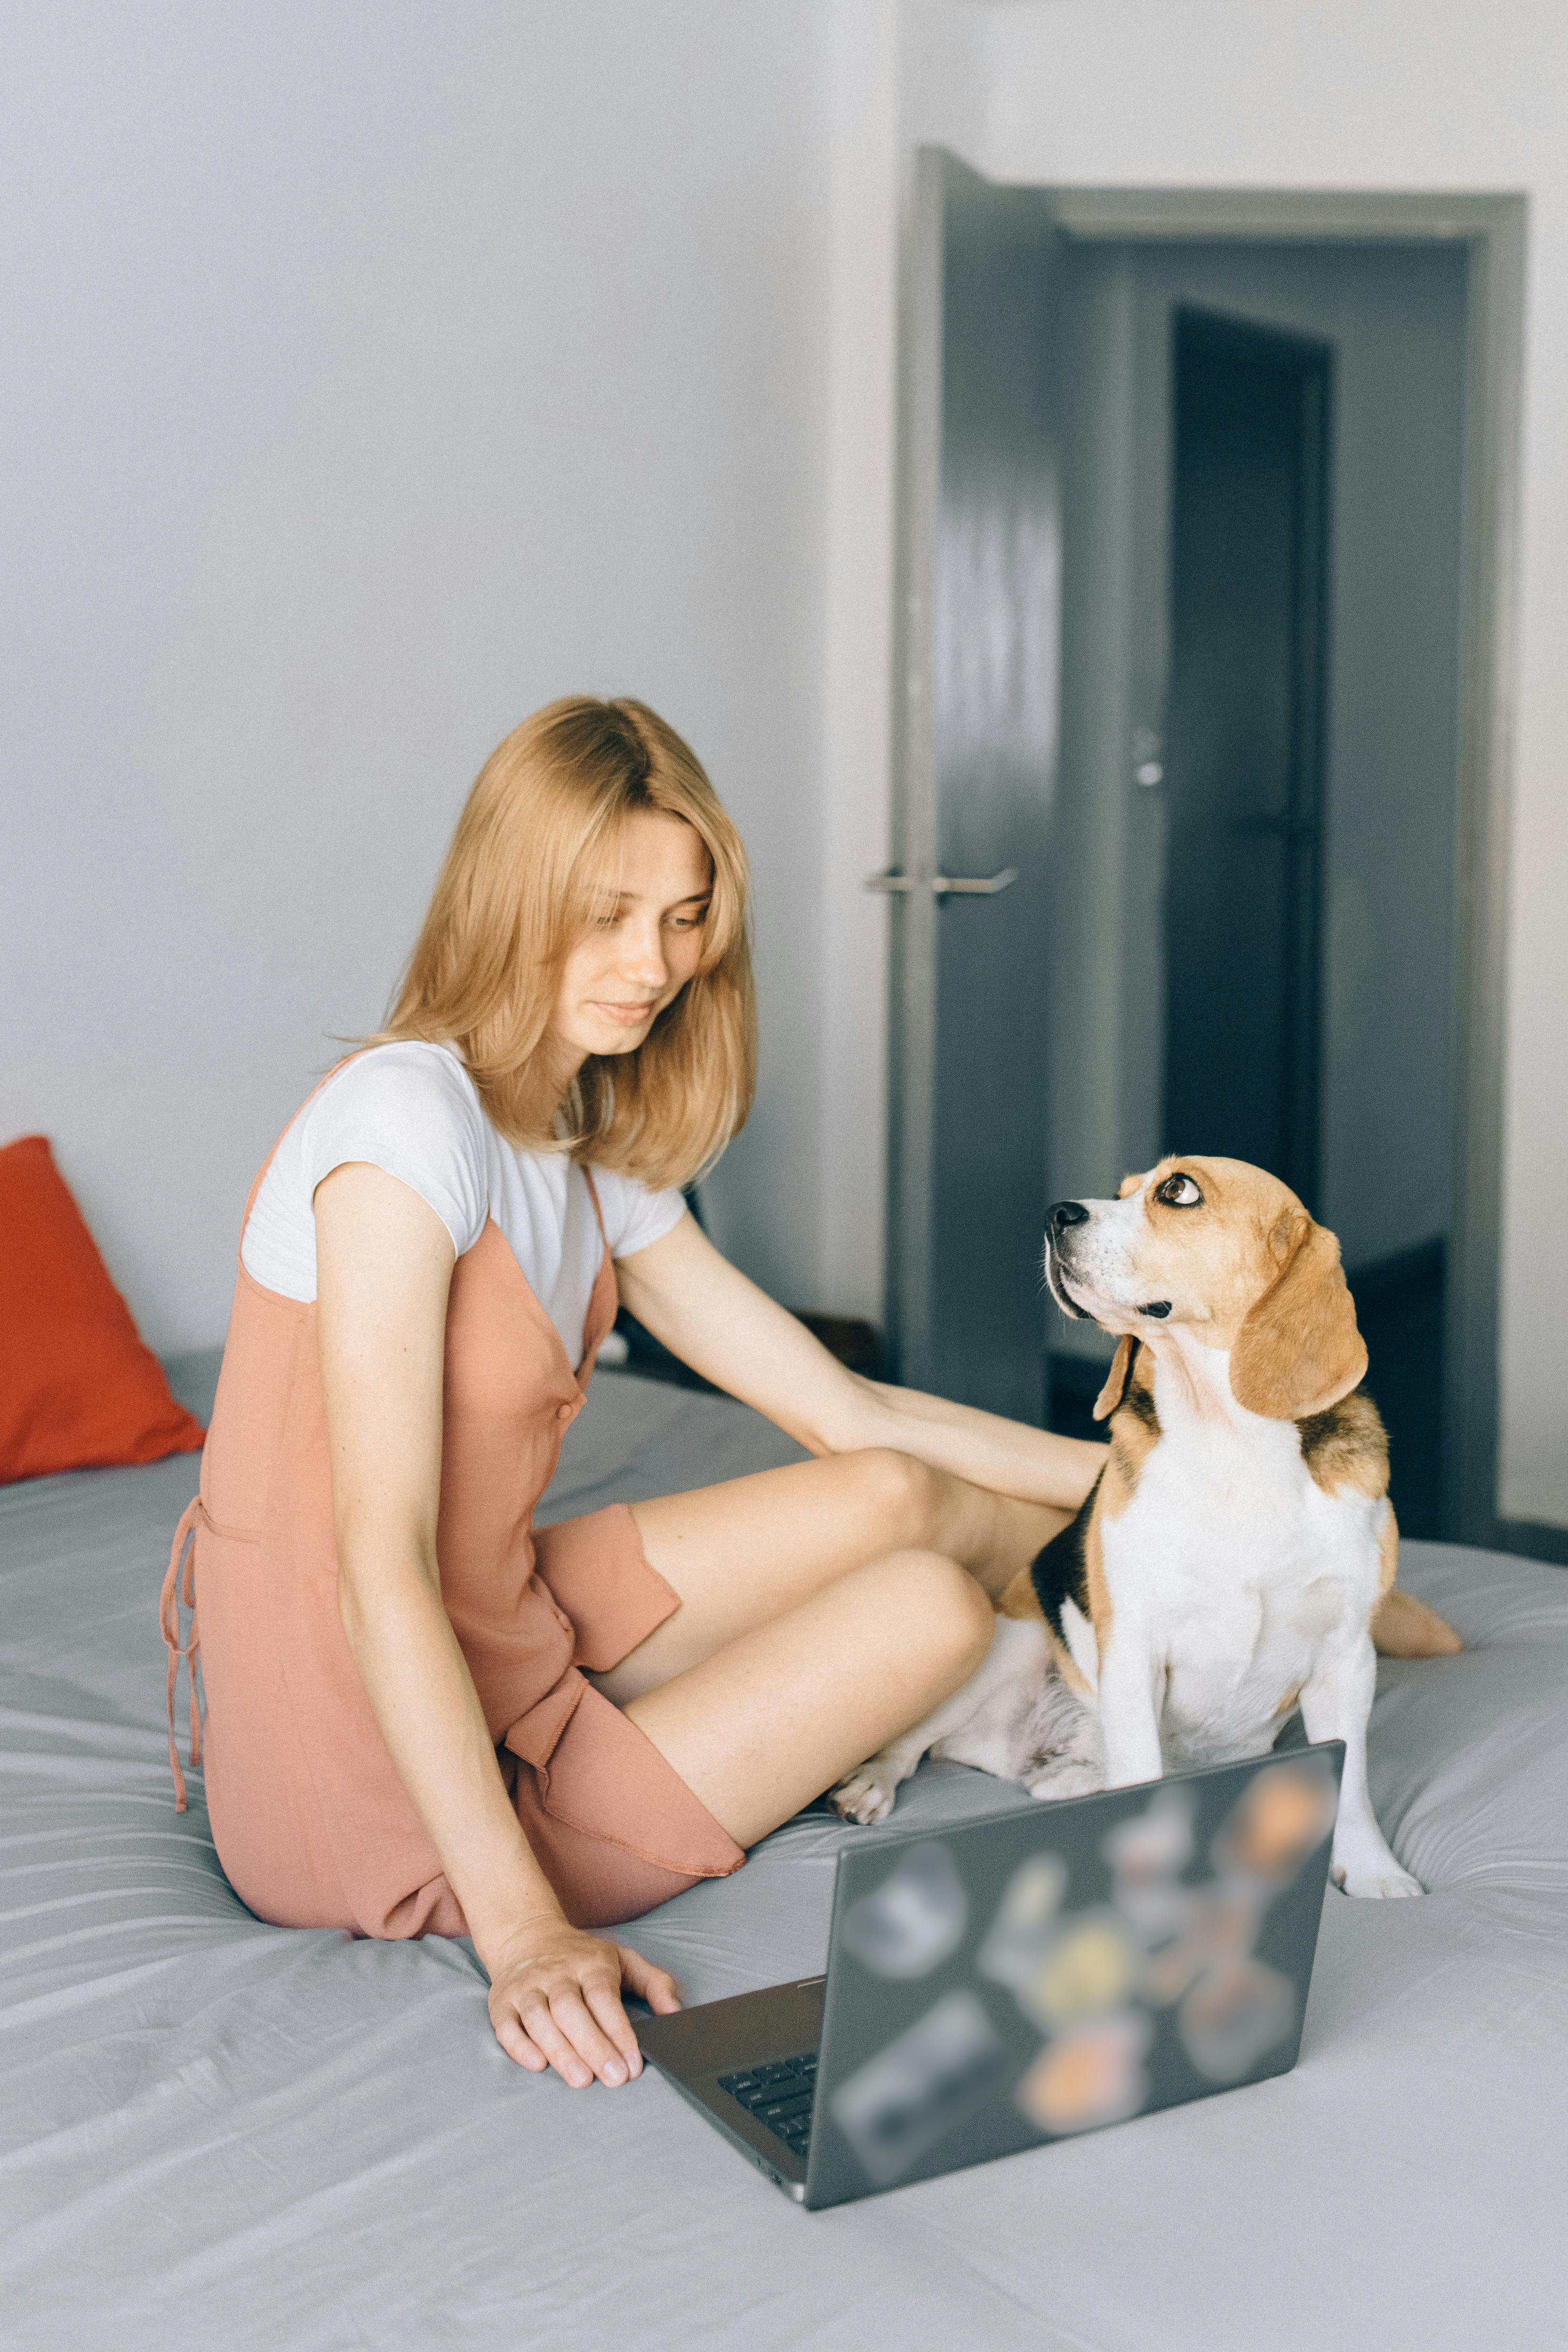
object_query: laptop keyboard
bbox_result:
[719,2053,818,2159]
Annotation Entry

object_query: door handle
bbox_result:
[865,867,1019,900]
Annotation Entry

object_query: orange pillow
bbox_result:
[0,1134,206,1482]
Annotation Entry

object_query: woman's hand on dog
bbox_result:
[484,1912,681,2087]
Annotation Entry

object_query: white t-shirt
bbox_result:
[240,1042,686,1368]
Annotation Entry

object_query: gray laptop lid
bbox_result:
[803,1743,1344,2208]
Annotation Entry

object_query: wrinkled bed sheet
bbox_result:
[3,1358,1566,2352]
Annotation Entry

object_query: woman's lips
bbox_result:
[592,1000,658,1027]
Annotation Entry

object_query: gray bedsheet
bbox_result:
[3,1360,1566,2352]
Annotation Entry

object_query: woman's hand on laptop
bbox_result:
[484,1912,682,2089]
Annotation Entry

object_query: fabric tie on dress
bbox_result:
[160,1496,206,1811]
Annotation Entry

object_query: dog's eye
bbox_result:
[1156,1173,1203,1208]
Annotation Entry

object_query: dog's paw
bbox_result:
[827,1765,899,1826]
[1331,1857,1424,1899]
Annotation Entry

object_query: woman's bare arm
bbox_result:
[615,1212,1104,1510]
[314,1161,679,2083]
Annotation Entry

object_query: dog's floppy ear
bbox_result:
[1093,1336,1136,1420]
[1231,1214,1367,1420]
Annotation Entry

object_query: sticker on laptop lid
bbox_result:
[829,1989,1005,2184]
[839,1840,968,1981]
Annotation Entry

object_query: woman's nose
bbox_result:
[618,920,669,987]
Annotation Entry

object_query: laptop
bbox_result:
[637,1742,1344,2210]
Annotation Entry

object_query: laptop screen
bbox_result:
[807,1745,1343,2204]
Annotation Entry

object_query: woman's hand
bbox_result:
[484,1913,682,2087]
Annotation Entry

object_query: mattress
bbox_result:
[3,1357,1566,2352]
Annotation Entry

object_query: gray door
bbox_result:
[884,153,1063,1418]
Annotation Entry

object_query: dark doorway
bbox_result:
[1163,307,1331,1208]
[1159,302,1443,1535]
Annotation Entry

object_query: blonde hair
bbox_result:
[378,697,755,1187]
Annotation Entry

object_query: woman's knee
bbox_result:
[866,1548,994,1677]
[840,1447,958,1550]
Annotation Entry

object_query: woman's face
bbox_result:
[551,808,712,1067]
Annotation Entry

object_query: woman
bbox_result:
[163,696,1104,2096]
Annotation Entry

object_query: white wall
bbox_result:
[0,0,836,1350]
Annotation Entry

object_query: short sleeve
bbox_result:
[588,1164,689,1261]
[296,1044,490,1258]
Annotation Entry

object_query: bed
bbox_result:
[4,1357,1566,2352]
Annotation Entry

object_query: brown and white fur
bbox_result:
[829,1156,1461,1899]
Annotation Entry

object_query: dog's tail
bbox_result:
[1371,1587,1463,1658]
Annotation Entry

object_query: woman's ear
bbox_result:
[1093,1336,1136,1420]
[1231,1216,1367,1420]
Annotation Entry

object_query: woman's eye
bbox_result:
[1156,1173,1202,1208]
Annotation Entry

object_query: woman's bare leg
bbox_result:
[624,1550,996,1847]
[594,1448,1070,1706]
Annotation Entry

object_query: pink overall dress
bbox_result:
[160,1071,744,1937]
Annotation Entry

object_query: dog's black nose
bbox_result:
[1048,1201,1090,1236]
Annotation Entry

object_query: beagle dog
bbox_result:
[830,1156,1460,1899]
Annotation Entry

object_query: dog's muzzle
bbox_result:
[1044,1200,1091,1320]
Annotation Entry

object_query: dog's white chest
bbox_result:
[1100,1422,1383,1764]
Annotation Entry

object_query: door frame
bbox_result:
[887,163,1528,1552]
